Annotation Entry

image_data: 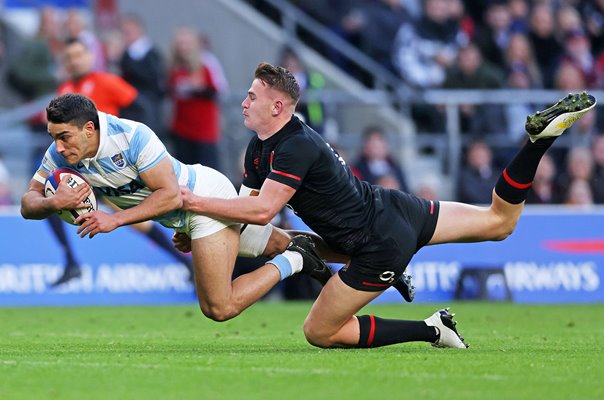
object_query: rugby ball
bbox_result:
[44,168,97,225]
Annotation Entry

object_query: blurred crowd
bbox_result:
[290,0,604,206]
[1,1,604,209]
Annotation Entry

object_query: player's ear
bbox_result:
[84,120,95,137]
[272,100,282,116]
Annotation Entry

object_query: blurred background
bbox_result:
[0,0,603,305]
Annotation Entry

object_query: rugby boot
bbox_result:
[288,235,333,285]
[525,91,596,143]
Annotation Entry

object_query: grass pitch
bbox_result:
[1,302,602,400]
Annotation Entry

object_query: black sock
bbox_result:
[47,214,79,267]
[145,224,194,274]
[495,137,556,204]
[357,315,438,348]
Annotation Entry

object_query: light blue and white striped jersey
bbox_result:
[34,112,197,229]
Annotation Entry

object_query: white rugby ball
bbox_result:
[44,168,97,225]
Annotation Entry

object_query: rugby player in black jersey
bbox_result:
[179,62,595,349]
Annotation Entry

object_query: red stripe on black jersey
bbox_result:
[272,169,302,181]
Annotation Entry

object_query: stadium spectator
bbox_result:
[442,42,506,135]
[528,3,564,89]
[457,140,499,204]
[199,33,229,96]
[508,0,530,33]
[6,6,61,104]
[21,93,329,322]
[119,13,166,135]
[64,8,106,72]
[556,5,585,41]
[392,0,463,90]
[167,27,222,170]
[413,172,440,201]
[591,135,604,203]
[503,33,543,146]
[392,0,465,132]
[565,179,595,206]
[474,0,514,69]
[357,0,411,73]
[448,0,476,41]
[558,147,595,202]
[526,153,563,204]
[277,46,326,134]
[582,0,604,55]
[352,126,408,192]
[559,29,599,89]
[101,29,125,75]
[177,62,595,349]
[6,6,62,163]
[0,14,28,108]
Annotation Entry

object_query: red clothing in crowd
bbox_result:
[168,66,220,143]
[58,71,137,115]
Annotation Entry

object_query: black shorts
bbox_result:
[338,190,439,292]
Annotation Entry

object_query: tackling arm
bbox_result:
[181,178,294,226]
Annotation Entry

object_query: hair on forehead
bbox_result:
[46,93,100,130]
[254,62,300,103]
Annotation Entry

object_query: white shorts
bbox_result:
[179,165,272,257]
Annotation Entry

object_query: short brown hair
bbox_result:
[254,62,300,103]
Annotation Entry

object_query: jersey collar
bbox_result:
[80,111,107,169]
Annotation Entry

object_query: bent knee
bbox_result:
[198,303,239,322]
[303,320,335,349]
[490,219,517,241]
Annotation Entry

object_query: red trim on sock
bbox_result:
[367,315,376,347]
[429,200,434,215]
[502,169,532,189]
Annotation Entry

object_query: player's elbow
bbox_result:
[255,202,282,225]
[255,211,275,226]
[20,206,34,220]
[20,199,42,220]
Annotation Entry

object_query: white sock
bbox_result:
[267,250,303,280]
[282,250,303,274]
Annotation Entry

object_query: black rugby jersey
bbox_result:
[243,116,383,254]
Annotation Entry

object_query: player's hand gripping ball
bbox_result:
[44,168,97,225]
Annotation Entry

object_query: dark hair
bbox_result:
[64,36,87,49]
[362,125,385,140]
[46,93,100,129]
[254,62,300,103]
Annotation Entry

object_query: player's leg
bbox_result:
[191,225,280,321]
[303,274,466,349]
[191,223,327,321]
[47,214,82,287]
[430,91,596,245]
[240,224,333,284]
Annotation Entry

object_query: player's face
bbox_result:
[241,79,276,133]
[48,121,95,164]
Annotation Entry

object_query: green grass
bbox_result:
[1,302,603,400]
